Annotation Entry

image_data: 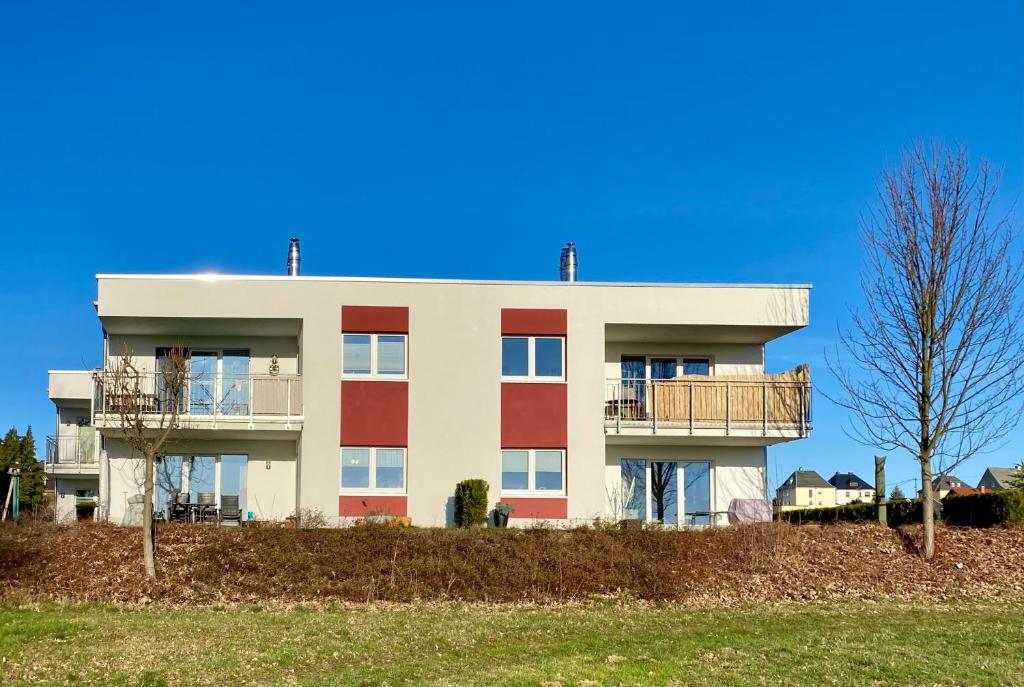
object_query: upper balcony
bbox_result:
[92,370,303,434]
[604,366,811,443]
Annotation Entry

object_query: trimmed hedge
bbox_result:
[780,502,876,524]
[943,490,1024,528]
[453,479,489,528]
[780,499,926,527]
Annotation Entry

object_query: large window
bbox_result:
[343,334,407,378]
[501,336,565,381]
[340,447,406,492]
[154,454,249,519]
[501,449,565,494]
[618,459,712,526]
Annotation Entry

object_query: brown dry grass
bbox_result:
[1,521,1022,607]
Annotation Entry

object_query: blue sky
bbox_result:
[1,2,1021,493]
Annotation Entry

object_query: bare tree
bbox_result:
[100,345,190,578]
[829,142,1024,558]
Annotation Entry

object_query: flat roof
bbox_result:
[96,273,812,289]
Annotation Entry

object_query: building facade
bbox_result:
[46,260,811,527]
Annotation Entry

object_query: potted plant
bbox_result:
[493,501,515,528]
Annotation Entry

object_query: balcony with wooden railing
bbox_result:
[604,365,811,440]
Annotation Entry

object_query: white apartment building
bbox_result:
[45,242,812,527]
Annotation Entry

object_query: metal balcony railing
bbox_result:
[604,376,811,436]
[92,371,303,424]
[45,433,99,465]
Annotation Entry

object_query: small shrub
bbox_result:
[292,508,329,529]
[453,479,489,528]
[943,490,1024,528]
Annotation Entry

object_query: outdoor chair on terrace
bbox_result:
[197,492,218,524]
[168,491,190,523]
[219,495,242,526]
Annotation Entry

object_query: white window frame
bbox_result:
[501,336,566,382]
[341,333,408,380]
[619,459,715,526]
[500,448,566,495]
[339,446,407,494]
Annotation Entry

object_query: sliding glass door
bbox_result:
[221,351,250,416]
[189,352,218,415]
[619,460,712,526]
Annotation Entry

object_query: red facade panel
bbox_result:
[340,381,408,446]
[500,308,567,336]
[500,497,568,520]
[500,383,567,448]
[341,306,409,333]
[339,495,408,517]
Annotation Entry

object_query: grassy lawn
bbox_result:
[1,601,1022,686]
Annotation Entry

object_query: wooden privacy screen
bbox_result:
[652,365,809,425]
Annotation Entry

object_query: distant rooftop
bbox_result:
[829,472,874,491]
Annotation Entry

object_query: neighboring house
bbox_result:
[775,470,835,511]
[919,475,970,500]
[947,486,979,497]
[977,467,1023,491]
[828,472,875,505]
[46,241,811,527]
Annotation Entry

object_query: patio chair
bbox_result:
[197,492,218,524]
[219,495,242,526]
[168,491,190,523]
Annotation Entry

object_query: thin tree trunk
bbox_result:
[919,457,934,559]
[142,448,156,579]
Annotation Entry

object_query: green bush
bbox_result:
[887,498,925,526]
[942,490,1024,528]
[453,479,489,528]
[779,502,876,524]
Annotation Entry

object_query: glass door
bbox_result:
[620,356,646,420]
[189,352,218,415]
[682,461,712,525]
[155,455,184,520]
[649,461,679,524]
[619,460,712,526]
[220,350,250,416]
[219,455,248,518]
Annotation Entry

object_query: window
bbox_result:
[501,336,564,381]
[682,358,710,376]
[342,334,407,378]
[501,449,565,493]
[340,447,406,492]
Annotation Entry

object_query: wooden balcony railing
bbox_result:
[604,366,811,436]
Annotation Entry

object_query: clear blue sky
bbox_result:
[1,2,1021,494]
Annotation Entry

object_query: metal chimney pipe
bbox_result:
[286,238,301,277]
[559,242,578,282]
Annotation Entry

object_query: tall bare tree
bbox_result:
[829,142,1024,558]
[100,345,190,578]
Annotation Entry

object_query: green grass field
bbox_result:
[2,601,1022,686]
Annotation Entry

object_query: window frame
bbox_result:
[342,333,408,380]
[339,446,407,494]
[501,336,566,382]
[500,448,566,495]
